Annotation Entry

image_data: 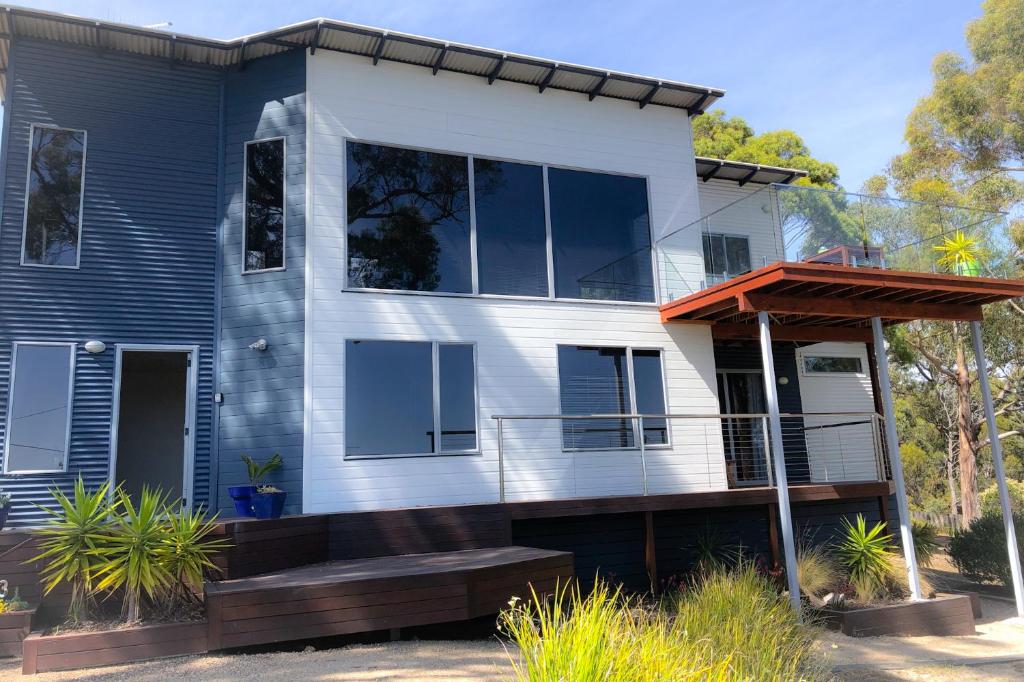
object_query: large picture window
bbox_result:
[549,168,654,302]
[3,343,75,473]
[558,346,667,450]
[702,233,751,285]
[244,138,285,272]
[344,141,656,303]
[346,142,472,293]
[345,340,477,457]
[22,125,86,267]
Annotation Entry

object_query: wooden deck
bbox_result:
[205,546,574,650]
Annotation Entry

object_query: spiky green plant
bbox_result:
[96,487,173,623]
[933,230,980,274]
[836,515,896,602]
[161,505,230,612]
[691,523,741,573]
[30,478,115,622]
[911,519,941,568]
[241,453,283,486]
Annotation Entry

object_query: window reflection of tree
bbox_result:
[25,129,84,266]
[347,144,496,291]
[245,140,285,271]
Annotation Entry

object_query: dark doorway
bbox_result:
[113,350,190,503]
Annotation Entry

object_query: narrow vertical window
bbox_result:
[632,349,668,445]
[474,159,549,297]
[22,126,86,267]
[244,138,286,272]
[3,343,75,473]
[439,344,477,452]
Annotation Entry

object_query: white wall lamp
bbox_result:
[248,338,269,352]
[777,376,789,385]
[83,340,106,354]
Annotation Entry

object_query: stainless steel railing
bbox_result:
[491,412,888,502]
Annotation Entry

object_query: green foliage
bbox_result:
[911,520,942,568]
[241,453,283,486]
[96,487,174,623]
[836,515,896,600]
[499,566,823,681]
[948,512,1024,586]
[796,545,839,600]
[31,478,115,622]
[690,523,740,572]
[692,109,839,188]
[980,480,1024,516]
[162,505,229,611]
[0,489,11,508]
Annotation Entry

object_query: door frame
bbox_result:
[107,344,199,508]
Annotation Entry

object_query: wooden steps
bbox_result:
[204,546,574,649]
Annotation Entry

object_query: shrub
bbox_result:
[796,545,839,601]
[948,512,1024,586]
[500,565,823,681]
[162,505,229,613]
[835,515,896,602]
[911,520,942,568]
[980,480,1024,517]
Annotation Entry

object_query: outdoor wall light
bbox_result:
[777,376,789,385]
[83,340,106,354]
[248,338,269,352]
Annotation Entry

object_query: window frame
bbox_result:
[702,232,752,284]
[341,137,660,306]
[799,354,865,376]
[555,344,671,453]
[20,123,88,270]
[343,339,480,460]
[2,341,77,475]
[242,136,287,274]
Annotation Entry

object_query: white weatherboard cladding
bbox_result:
[305,50,724,512]
[794,342,878,482]
[696,179,782,272]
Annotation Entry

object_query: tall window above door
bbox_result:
[344,140,654,303]
[702,233,751,285]
[244,138,286,272]
[22,125,86,268]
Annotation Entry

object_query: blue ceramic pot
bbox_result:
[227,485,257,517]
[251,491,287,520]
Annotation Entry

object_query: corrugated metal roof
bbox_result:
[0,5,725,112]
[694,157,809,185]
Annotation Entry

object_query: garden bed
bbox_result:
[21,620,208,674]
[0,608,35,658]
[813,594,975,637]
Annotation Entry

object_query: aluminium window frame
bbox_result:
[20,123,88,270]
[342,338,481,460]
[2,341,77,475]
[799,353,865,377]
[340,137,661,306]
[242,136,288,274]
[555,344,672,453]
[702,231,752,284]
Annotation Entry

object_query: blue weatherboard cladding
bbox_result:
[216,50,306,515]
[0,38,221,524]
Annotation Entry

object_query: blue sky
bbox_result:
[5,1,983,190]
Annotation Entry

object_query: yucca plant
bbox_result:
[836,515,896,602]
[162,505,230,613]
[96,487,173,623]
[241,453,283,486]
[30,478,115,623]
[911,519,941,568]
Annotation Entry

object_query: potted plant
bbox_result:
[0,490,11,531]
[228,454,282,518]
[250,484,287,520]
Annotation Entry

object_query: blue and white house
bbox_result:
[2,6,1023,607]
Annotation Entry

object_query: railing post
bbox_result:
[497,417,505,503]
[761,416,773,487]
[871,317,922,600]
[971,320,1024,617]
[638,416,649,496]
[757,311,801,613]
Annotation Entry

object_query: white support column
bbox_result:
[757,312,801,612]
[871,317,923,600]
[970,320,1024,617]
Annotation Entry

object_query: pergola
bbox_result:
[662,262,1024,614]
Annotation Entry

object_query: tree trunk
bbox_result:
[946,434,959,519]
[956,342,980,525]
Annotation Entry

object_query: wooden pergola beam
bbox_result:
[738,293,984,322]
[710,323,873,343]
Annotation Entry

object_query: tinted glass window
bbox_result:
[803,356,863,373]
[633,349,667,445]
[347,142,472,293]
[703,234,751,283]
[245,139,285,271]
[345,341,434,456]
[23,127,85,266]
[474,159,548,297]
[439,344,477,451]
[558,346,634,449]
[549,168,653,302]
[5,345,73,472]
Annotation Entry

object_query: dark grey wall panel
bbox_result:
[0,39,221,524]
[216,49,306,515]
